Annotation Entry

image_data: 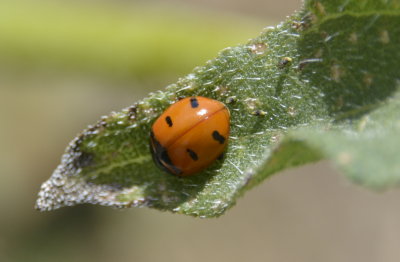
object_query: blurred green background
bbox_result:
[1,0,400,261]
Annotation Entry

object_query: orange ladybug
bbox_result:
[150,96,230,176]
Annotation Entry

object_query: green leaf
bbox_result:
[291,92,400,189]
[36,0,400,217]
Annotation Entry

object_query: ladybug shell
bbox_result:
[150,96,230,176]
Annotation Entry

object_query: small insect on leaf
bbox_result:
[150,97,230,176]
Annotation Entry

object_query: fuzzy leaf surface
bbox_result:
[36,0,400,217]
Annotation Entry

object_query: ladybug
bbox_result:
[150,96,230,176]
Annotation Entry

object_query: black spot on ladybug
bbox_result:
[165,116,173,127]
[150,130,182,175]
[212,130,225,144]
[190,97,199,108]
[186,149,198,161]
